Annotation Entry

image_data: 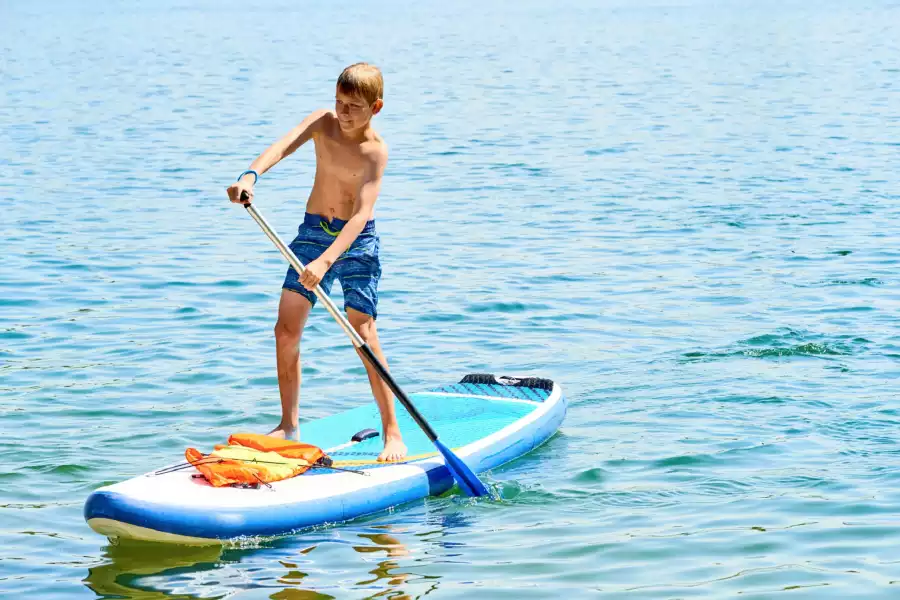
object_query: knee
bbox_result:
[352,318,376,344]
[274,319,302,346]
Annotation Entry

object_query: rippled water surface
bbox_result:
[2,0,899,597]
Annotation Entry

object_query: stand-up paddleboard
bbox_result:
[84,373,566,545]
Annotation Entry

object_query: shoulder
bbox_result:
[305,109,335,132]
[318,109,338,123]
[361,132,388,167]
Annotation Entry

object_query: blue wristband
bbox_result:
[237,169,259,185]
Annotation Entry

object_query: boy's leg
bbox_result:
[346,307,407,462]
[270,289,313,440]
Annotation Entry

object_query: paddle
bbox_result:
[238,192,491,497]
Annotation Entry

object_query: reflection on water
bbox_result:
[353,531,413,599]
[268,589,335,600]
[83,541,226,599]
[82,521,451,599]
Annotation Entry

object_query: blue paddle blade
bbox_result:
[434,438,492,497]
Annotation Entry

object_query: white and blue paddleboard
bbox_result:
[84,374,566,545]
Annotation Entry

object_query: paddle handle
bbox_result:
[241,200,439,442]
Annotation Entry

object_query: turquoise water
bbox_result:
[2,0,899,597]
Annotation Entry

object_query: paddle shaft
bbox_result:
[242,202,439,442]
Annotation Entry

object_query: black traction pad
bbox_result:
[459,373,555,391]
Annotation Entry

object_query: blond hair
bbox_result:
[337,63,384,105]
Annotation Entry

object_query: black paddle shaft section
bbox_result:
[358,344,439,442]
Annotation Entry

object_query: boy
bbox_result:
[225,63,406,462]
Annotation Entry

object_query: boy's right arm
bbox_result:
[226,110,329,205]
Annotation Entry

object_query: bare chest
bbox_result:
[314,136,367,184]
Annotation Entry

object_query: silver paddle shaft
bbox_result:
[243,204,365,349]
[240,197,491,497]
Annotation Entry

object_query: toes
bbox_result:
[375,448,407,463]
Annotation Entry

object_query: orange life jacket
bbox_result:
[185,433,326,488]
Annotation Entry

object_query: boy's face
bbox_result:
[335,88,382,131]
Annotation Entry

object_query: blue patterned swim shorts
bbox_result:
[282,213,382,318]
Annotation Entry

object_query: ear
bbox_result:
[371,99,384,115]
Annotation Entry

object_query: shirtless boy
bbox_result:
[225,63,406,462]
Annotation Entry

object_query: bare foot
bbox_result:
[267,424,299,441]
[377,436,407,463]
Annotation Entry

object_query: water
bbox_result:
[2,0,899,597]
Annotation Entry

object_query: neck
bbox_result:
[339,122,371,143]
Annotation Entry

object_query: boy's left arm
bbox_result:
[299,147,387,290]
